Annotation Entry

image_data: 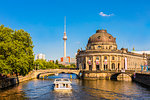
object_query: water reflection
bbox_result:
[0,74,150,100]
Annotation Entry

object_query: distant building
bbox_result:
[132,51,150,66]
[131,51,150,54]
[70,58,76,64]
[61,56,70,64]
[60,56,76,65]
[36,54,45,60]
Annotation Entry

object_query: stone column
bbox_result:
[109,55,111,70]
[85,56,89,70]
[121,56,124,70]
[115,56,117,70]
[101,56,103,70]
[92,56,96,71]
[99,56,101,70]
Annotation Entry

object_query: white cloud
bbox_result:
[99,12,114,17]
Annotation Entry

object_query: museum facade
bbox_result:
[76,29,147,71]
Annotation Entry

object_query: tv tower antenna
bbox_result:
[63,16,67,58]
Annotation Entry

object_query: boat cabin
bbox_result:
[54,78,72,90]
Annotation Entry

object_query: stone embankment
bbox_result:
[0,71,37,89]
[81,71,133,80]
[0,78,16,89]
[0,69,79,89]
[133,72,150,86]
[18,71,37,83]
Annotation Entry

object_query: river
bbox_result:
[0,73,150,100]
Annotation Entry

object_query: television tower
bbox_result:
[63,16,67,58]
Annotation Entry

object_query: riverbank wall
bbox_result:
[18,71,37,83]
[0,78,16,89]
[0,71,38,89]
[133,72,150,86]
[82,72,111,80]
[81,71,132,81]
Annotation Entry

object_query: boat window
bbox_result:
[66,84,68,88]
[64,79,69,81]
[56,79,61,81]
[56,84,58,88]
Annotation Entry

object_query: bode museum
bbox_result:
[76,29,148,71]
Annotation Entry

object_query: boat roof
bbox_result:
[54,78,71,84]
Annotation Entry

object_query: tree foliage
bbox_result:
[34,59,76,70]
[0,25,34,76]
[34,59,59,69]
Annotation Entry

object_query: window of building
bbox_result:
[83,64,86,69]
[118,57,120,60]
[112,63,115,70]
[96,57,99,60]
[89,57,92,60]
[89,65,92,71]
[89,46,91,49]
[106,46,108,49]
[104,64,108,70]
[118,63,120,70]
[112,56,115,60]
[109,46,112,49]
[109,36,111,39]
[97,36,101,39]
[96,65,100,70]
[98,46,101,48]
[104,56,107,60]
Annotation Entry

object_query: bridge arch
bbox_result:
[36,69,81,79]
[110,72,133,80]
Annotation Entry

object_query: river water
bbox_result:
[0,73,150,100]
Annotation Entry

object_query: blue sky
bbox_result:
[0,0,150,60]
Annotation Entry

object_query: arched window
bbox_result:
[111,63,115,70]
[89,65,92,71]
[83,64,86,69]
[118,63,120,70]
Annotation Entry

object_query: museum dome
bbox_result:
[88,29,116,44]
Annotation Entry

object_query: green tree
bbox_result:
[0,25,34,76]
[55,60,58,65]
[34,59,59,69]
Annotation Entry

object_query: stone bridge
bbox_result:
[18,69,135,83]
[35,69,81,78]
[18,69,80,83]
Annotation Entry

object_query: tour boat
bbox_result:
[53,78,72,91]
